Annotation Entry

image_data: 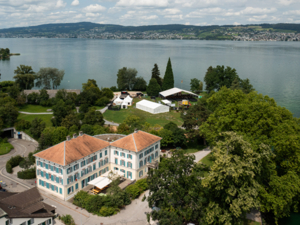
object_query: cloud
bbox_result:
[277,0,297,6]
[71,0,79,6]
[116,0,168,8]
[83,4,106,12]
[163,8,181,15]
[240,7,277,15]
[186,8,224,18]
[56,0,66,8]
[283,10,300,15]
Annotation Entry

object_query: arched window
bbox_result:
[139,161,143,168]
[139,170,143,177]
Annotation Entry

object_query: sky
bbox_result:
[0,0,300,29]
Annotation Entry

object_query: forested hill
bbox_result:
[1,22,300,40]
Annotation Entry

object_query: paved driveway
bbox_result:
[192,147,211,162]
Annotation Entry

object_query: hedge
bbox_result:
[17,167,36,179]
[125,178,148,199]
[6,155,24,173]
[59,215,75,225]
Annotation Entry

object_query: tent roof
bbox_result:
[136,100,166,109]
[114,96,123,102]
[125,95,132,100]
[88,177,111,189]
[162,99,171,104]
[159,87,198,97]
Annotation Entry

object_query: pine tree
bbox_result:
[162,58,174,91]
[147,78,161,97]
[151,64,162,87]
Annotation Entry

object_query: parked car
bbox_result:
[0,189,6,192]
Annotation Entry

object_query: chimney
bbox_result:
[66,135,71,141]
[79,131,83,136]
[73,133,77,139]
[134,128,138,133]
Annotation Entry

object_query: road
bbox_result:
[192,147,211,162]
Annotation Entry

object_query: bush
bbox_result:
[99,206,118,217]
[15,119,31,131]
[73,190,90,208]
[17,167,36,179]
[80,124,94,135]
[96,97,110,107]
[125,178,148,199]
[60,214,75,225]
[6,155,24,173]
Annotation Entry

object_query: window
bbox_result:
[81,160,86,167]
[59,188,62,194]
[37,170,40,176]
[127,162,132,169]
[60,178,63,185]
[139,161,143,168]
[67,186,74,194]
[60,168,63,175]
[81,169,86,177]
[120,160,125,167]
[37,161,40,166]
[40,162,44,168]
[155,151,158,158]
[139,170,143,177]
[105,150,107,156]
[121,152,125,157]
[114,167,119,170]
[144,158,147,165]
[114,150,119,156]
[73,164,79,171]
[46,182,49,189]
[115,158,118,165]
[127,154,132,159]
[93,163,96,170]
[139,153,143,159]
[56,167,59,173]
[53,166,56,172]
[45,163,49,169]
[48,219,52,224]
[127,171,132,179]
[50,165,53,171]
[155,144,158,149]
[51,174,54,181]
[45,173,49,179]
[75,183,79,190]
[100,152,103,158]
[27,218,34,225]
[56,177,59,183]
[104,158,108,164]
[67,167,72,174]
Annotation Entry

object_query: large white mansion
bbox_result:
[34,130,161,201]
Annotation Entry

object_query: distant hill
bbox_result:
[1,22,299,40]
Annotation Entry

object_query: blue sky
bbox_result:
[0,0,300,29]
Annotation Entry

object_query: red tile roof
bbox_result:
[34,134,110,166]
[110,130,161,152]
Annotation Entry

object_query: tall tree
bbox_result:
[147,78,161,96]
[162,58,174,91]
[116,67,137,91]
[36,67,65,89]
[190,78,203,93]
[13,65,36,90]
[204,65,238,92]
[132,77,147,91]
[146,150,206,225]
[82,108,105,126]
[151,64,162,87]
[199,87,300,222]
[30,118,46,139]
[202,132,273,225]
[81,79,102,105]
[0,102,19,127]
[52,99,73,126]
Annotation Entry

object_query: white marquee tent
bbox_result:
[123,95,133,106]
[136,100,169,114]
[161,99,172,106]
[113,96,123,105]
[159,87,198,98]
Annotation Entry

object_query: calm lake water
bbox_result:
[0,39,300,117]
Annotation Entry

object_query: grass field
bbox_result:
[199,153,214,167]
[18,114,53,127]
[18,104,52,113]
[0,142,14,155]
[103,97,183,126]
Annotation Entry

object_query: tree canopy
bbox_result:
[13,65,36,90]
[162,58,174,91]
[147,78,161,97]
[116,67,137,91]
[204,65,238,92]
[132,77,147,91]
[151,63,162,87]
[36,67,65,89]
[190,78,203,93]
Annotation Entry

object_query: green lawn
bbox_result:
[18,114,53,127]
[0,142,14,155]
[103,97,183,126]
[199,153,214,167]
[18,104,52,113]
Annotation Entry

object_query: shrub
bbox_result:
[17,167,36,179]
[96,97,110,107]
[6,155,24,173]
[99,206,118,217]
[135,178,148,191]
[73,190,89,208]
[15,119,31,131]
[60,214,75,225]
[125,184,140,199]
[80,124,94,135]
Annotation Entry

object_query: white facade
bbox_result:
[136,100,169,114]
[35,139,161,201]
[0,217,53,225]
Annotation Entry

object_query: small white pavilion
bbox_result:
[113,96,123,105]
[136,100,169,114]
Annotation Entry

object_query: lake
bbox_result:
[0,39,299,117]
